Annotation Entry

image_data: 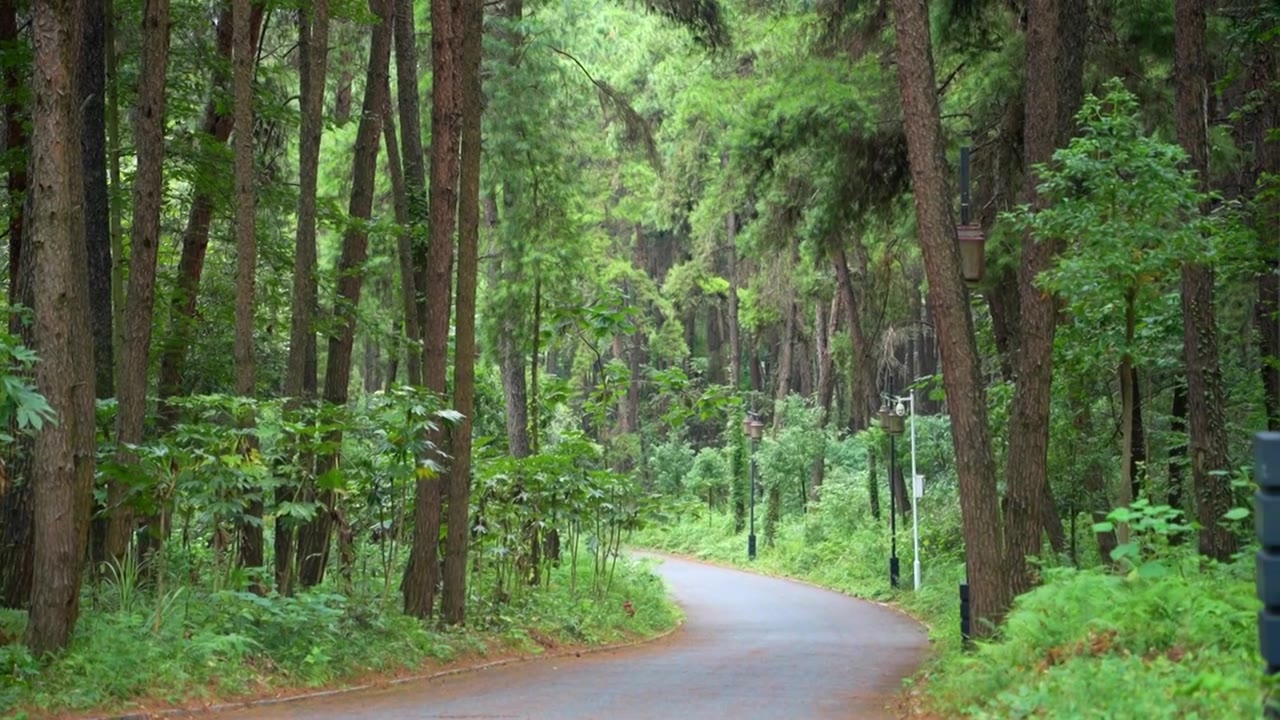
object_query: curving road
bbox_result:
[210,554,927,720]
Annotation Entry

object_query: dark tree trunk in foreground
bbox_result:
[893,0,1010,632]
[1002,0,1083,595]
[278,0,328,595]
[81,0,113,400]
[441,0,482,625]
[231,0,262,578]
[404,0,462,620]
[296,0,391,589]
[1175,0,1238,562]
[109,0,171,564]
[27,0,98,655]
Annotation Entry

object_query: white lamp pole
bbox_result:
[909,390,920,591]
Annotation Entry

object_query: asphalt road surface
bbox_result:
[209,554,927,720]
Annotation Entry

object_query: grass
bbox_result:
[0,554,679,720]
[634,507,1268,719]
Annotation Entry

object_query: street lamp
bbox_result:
[895,393,922,591]
[884,398,904,589]
[744,413,764,560]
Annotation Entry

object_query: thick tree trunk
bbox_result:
[441,0,481,625]
[405,0,462,619]
[1002,0,1084,595]
[231,0,262,578]
[296,0,390,589]
[108,0,171,563]
[156,4,264,426]
[893,0,1009,631]
[1175,0,1238,562]
[80,0,112,400]
[278,0,328,595]
[27,0,97,654]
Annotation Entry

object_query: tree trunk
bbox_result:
[405,0,462,619]
[296,0,390,589]
[394,0,429,372]
[231,0,262,579]
[1119,290,1137,522]
[27,0,98,654]
[1175,0,1238,562]
[156,4,264,426]
[106,0,123,382]
[1129,369,1146,502]
[893,0,1009,631]
[1002,0,1085,596]
[811,293,839,497]
[108,0,171,563]
[381,99,421,387]
[80,0,112,400]
[834,246,876,432]
[773,291,796,432]
[278,0,328,594]
[441,0,481,625]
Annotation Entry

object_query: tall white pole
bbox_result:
[910,391,921,591]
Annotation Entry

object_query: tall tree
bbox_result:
[296,0,392,588]
[80,0,112,400]
[405,0,462,619]
[1002,0,1085,595]
[27,0,97,655]
[393,0,429,373]
[1174,0,1238,562]
[279,0,328,594]
[893,0,1010,631]
[108,0,171,563]
[232,0,262,575]
[442,0,482,626]
[382,98,421,387]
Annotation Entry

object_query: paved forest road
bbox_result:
[210,554,927,720]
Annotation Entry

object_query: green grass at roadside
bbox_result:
[0,556,679,720]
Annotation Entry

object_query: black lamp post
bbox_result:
[881,402,904,588]
[744,413,764,560]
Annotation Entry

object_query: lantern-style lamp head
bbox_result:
[878,405,891,430]
[747,418,765,441]
[957,223,985,286]
[887,410,905,435]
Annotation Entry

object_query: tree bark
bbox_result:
[231,0,262,578]
[1002,0,1084,595]
[1174,0,1238,562]
[442,0,481,625]
[893,0,1010,631]
[394,0,429,370]
[108,0,171,563]
[278,0,328,594]
[834,246,876,432]
[296,0,391,589]
[80,0,112,400]
[405,0,462,619]
[27,0,97,654]
[381,99,421,387]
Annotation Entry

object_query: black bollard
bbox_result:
[1258,433,1280,717]
[959,582,972,651]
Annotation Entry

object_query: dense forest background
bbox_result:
[0,0,1277,715]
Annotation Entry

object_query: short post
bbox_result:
[1256,432,1280,716]
[959,581,972,651]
